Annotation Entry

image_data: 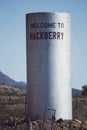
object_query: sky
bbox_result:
[0,0,87,90]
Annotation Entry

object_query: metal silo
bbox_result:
[26,12,72,120]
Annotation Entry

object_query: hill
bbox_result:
[0,71,82,95]
[72,88,82,95]
[0,71,26,89]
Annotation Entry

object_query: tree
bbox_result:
[82,85,87,95]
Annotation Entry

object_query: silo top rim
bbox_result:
[26,12,70,16]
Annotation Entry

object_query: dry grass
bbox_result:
[0,84,24,95]
[0,83,87,129]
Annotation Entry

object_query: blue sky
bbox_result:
[0,0,87,90]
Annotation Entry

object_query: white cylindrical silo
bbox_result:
[26,12,72,120]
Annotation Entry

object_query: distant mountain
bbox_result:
[16,81,27,89]
[0,71,27,89]
[72,88,82,95]
[0,71,82,94]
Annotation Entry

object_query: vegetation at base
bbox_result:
[0,84,26,126]
[73,94,87,121]
[0,83,87,129]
